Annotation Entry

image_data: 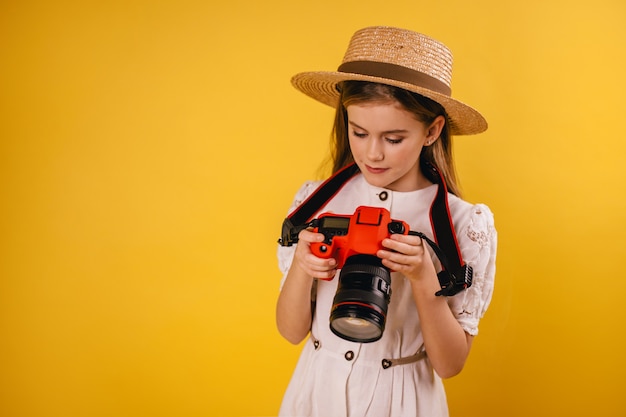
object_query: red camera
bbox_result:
[308,206,409,342]
[310,206,409,278]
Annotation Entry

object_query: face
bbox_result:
[347,101,441,192]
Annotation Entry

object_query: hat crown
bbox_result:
[341,26,453,89]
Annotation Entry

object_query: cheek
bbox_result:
[389,145,423,167]
[347,137,362,154]
[391,142,422,157]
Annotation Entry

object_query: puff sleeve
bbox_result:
[277,181,323,289]
[446,203,497,336]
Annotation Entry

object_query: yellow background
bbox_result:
[1,1,625,416]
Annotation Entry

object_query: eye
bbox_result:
[385,137,404,144]
[351,130,368,139]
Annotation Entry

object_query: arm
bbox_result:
[276,229,337,344]
[378,234,472,378]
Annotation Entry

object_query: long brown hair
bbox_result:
[329,81,462,196]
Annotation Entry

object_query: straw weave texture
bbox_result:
[291,26,487,135]
[343,27,453,88]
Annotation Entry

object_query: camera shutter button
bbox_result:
[378,191,388,201]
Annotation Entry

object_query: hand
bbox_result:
[292,229,338,280]
[377,233,437,282]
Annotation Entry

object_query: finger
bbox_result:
[315,269,338,280]
[389,233,422,245]
[298,229,325,244]
[380,250,415,266]
[293,254,336,279]
[306,260,338,279]
[383,236,423,255]
[307,257,337,271]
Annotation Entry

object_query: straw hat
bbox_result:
[291,26,487,135]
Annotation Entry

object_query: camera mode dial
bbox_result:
[388,221,406,235]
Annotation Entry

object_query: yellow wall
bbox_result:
[1,1,625,416]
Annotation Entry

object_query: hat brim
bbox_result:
[291,71,487,136]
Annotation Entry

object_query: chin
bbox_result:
[363,174,393,189]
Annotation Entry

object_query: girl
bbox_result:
[276,26,497,417]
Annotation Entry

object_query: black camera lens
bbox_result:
[329,254,392,343]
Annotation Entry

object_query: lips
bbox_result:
[365,165,388,174]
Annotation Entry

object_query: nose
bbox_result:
[366,138,384,161]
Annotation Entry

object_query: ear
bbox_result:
[425,115,446,145]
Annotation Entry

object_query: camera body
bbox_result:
[308,206,409,342]
[310,206,409,278]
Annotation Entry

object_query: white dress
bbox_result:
[277,174,497,417]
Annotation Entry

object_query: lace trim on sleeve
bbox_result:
[448,203,497,335]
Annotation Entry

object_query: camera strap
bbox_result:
[278,163,360,247]
[419,162,472,296]
[278,162,472,296]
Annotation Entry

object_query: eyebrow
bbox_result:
[348,121,409,134]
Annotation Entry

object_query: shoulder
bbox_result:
[448,195,495,231]
[447,195,497,254]
[286,180,324,215]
